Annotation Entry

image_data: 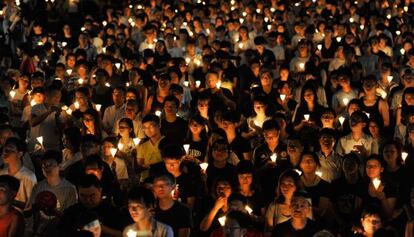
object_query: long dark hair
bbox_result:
[118,117,136,138]
[275,169,301,204]
[299,81,319,109]
[81,108,103,141]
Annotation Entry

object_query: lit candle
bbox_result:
[110,148,117,157]
[155,110,162,117]
[74,101,80,109]
[404,6,408,12]
[402,152,408,163]
[78,78,84,84]
[183,144,190,154]
[386,14,391,19]
[317,44,322,51]
[256,9,260,13]
[200,163,208,172]
[270,7,275,12]
[396,30,401,36]
[280,94,286,101]
[95,104,101,111]
[339,116,345,125]
[126,229,137,237]
[30,100,37,107]
[66,108,72,115]
[216,81,221,89]
[195,81,201,88]
[61,105,68,111]
[102,21,107,27]
[133,138,141,146]
[304,114,310,121]
[239,18,244,24]
[372,178,381,190]
[245,205,253,215]
[342,98,350,106]
[37,136,43,145]
[400,48,405,55]
[387,76,393,83]
[365,112,370,118]
[360,25,364,30]
[349,17,354,23]
[270,153,277,162]
[242,12,247,17]
[105,82,111,87]
[66,69,72,75]
[81,27,86,32]
[118,143,124,150]
[315,171,323,177]
[238,42,244,49]
[218,216,226,226]
[336,36,342,42]
[264,17,269,22]
[298,62,305,71]
[62,42,67,47]
[185,57,191,65]
[183,81,189,87]
[9,91,16,99]
[267,25,271,31]
[294,169,302,175]
[115,63,121,69]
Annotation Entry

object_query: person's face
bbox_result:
[125,105,138,119]
[164,158,181,174]
[321,113,334,126]
[112,89,125,106]
[383,144,398,166]
[126,92,137,101]
[153,180,174,199]
[75,92,87,106]
[319,134,334,150]
[405,93,414,106]
[365,159,383,179]
[303,89,314,104]
[83,114,95,129]
[206,74,218,89]
[128,201,151,222]
[290,196,311,219]
[67,56,76,68]
[363,81,377,92]
[189,120,203,135]
[253,102,266,115]
[287,140,302,157]
[0,184,13,206]
[260,72,272,87]
[42,159,59,178]
[368,121,380,136]
[79,186,102,208]
[197,100,209,113]
[212,144,230,162]
[361,214,382,234]
[256,45,265,53]
[221,120,236,132]
[164,101,177,115]
[118,121,132,137]
[2,144,21,166]
[158,79,170,90]
[280,177,296,198]
[280,69,289,79]
[216,181,232,198]
[238,173,253,187]
[31,79,44,89]
[18,78,29,89]
[48,91,62,106]
[348,104,360,116]
[299,155,317,174]
[350,121,365,132]
[142,121,159,138]
[102,141,114,158]
[264,129,279,147]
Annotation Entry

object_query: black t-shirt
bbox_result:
[257,159,291,205]
[229,135,251,161]
[206,163,237,192]
[303,178,332,207]
[161,117,188,144]
[187,138,208,162]
[359,178,397,211]
[253,143,288,169]
[231,192,265,216]
[155,201,192,237]
[271,219,320,237]
[331,177,365,223]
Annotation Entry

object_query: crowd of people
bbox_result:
[0,0,414,236]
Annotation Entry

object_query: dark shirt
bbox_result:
[155,201,192,237]
[228,135,251,161]
[206,163,237,192]
[161,117,188,144]
[272,219,320,237]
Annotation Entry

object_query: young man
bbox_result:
[59,174,125,237]
[153,174,192,237]
[316,128,342,183]
[272,191,321,236]
[101,136,128,182]
[336,110,379,158]
[102,86,126,135]
[220,111,251,161]
[29,150,77,213]
[160,95,188,144]
[137,114,164,181]
[331,72,358,115]
[0,137,37,209]
[123,186,173,237]
[29,85,64,151]
[0,175,25,237]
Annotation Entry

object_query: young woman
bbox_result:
[81,108,106,141]
[242,96,272,146]
[265,169,302,230]
[70,87,95,121]
[60,127,82,171]
[185,115,208,163]
[116,117,136,156]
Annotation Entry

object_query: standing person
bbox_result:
[153,174,192,237]
[0,137,37,209]
[123,186,173,237]
[0,175,25,237]
[160,95,188,144]
[102,87,126,135]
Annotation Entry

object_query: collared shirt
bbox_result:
[137,137,164,181]
[102,104,126,133]
[104,157,128,180]
[335,133,379,157]
[316,151,342,183]
[122,219,174,237]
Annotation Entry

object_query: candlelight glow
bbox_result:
[37,136,43,145]
[218,216,226,226]
[372,178,381,190]
[95,104,101,111]
[133,138,141,146]
[245,205,253,215]
[304,114,310,121]
[183,144,190,153]
[270,153,277,162]
[110,148,117,157]
[200,163,208,171]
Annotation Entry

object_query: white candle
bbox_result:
[387,76,393,83]
[239,18,244,24]
[66,108,72,115]
[117,143,124,150]
[74,101,80,109]
[185,57,191,65]
[115,63,121,69]
[245,205,253,215]
[304,114,310,121]
[216,81,221,89]
[195,81,201,88]
[401,48,405,55]
[336,36,342,42]
[62,42,67,47]
[37,136,43,145]
[402,152,408,162]
[126,229,137,237]
[95,104,101,111]
[155,110,162,117]
[105,82,111,87]
[218,216,226,226]
[238,42,244,49]
[270,153,277,162]
[66,69,72,75]
[102,21,107,26]
[110,148,117,157]
[298,63,305,70]
[317,44,322,51]
[183,144,190,153]
[360,25,364,30]
[372,178,381,190]
[78,78,84,84]
[396,30,401,36]
[133,138,141,146]
[294,169,302,175]
[315,171,323,177]
[342,98,350,106]
[9,91,16,99]
[200,163,208,171]
[339,116,345,125]
[280,94,286,101]
[183,81,189,87]
[30,100,37,107]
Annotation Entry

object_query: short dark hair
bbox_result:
[153,173,175,186]
[163,95,180,108]
[42,150,63,164]
[84,154,104,170]
[142,114,160,126]
[128,186,156,208]
[78,174,101,189]
[161,143,185,160]
[0,175,20,194]
[5,137,26,153]
[221,110,240,123]
[262,119,280,132]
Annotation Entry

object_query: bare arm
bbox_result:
[379,99,390,127]
[178,228,191,237]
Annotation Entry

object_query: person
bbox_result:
[0,175,25,237]
[160,95,188,144]
[102,87,126,135]
[61,127,82,171]
[185,114,209,163]
[113,99,144,139]
[153,173,192,237]
[136,114,164,181]
[0,137,37,209]
[59,174,125,237]
[271,191,321,236]
[123,186,173,237]
[101,136,128,182]
[352,208,383,237]
[81,109,106,141]
[315,128,342,183]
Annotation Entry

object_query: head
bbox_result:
[161,143,185,175]
[236,160,254,189]
[41,150,62,178]
[262,120,280,147]
[349,110,367,133]
[365,155,384,180]
[210,139,231,163]
[78,174,102,208]
[290,191,312,220]
[0,175,20,206]
[212,177,233,199]
[112,87,126,107]
[2,137,25,166]
[360,208,382,235]
[299,152,320,174]
[318,128,336,151]
[342,153,360,176]
[382,141,402,167]
[163,95,179,116]
[153,173,175,200]
[142,114,161,139]
[84,155,104,180]
[276,170,301,203]
[128,186,156,223]
[118,117,135,138]
[80,135,100,158]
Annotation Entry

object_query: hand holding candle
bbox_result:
[372,178,381,190]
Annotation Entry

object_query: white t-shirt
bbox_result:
[0,166,37,204]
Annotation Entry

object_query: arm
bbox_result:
[8,211,25,237]
[30,108,53,127]
[200,197,226,231]
[143,95,153,115]
[178,228,191,237]
[379,99,390,127]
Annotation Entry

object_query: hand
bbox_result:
[214,196,227,210]
[368,182,385,200]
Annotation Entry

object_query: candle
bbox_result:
[218,216,226,226]
[66,108,72,115]
[349,17,354,23]
[242,12,247,17]
[270,153,277,162]
[256,9,260,13]
[133,138,141,146]
[78,78,84,84]
[401,48,405,55]
[183,144,190,154]
[102,21,107,26]
[81,27,86,32]
[298,62,305,70]
[304,114,310,121]
[62,42,67,47]
[183,81,189,87]
[386,14,391,19]
[360,25,364,30]
[61,105,68,111]
[239,18,244,24]
[336,36,342,42]
[342,98,350,106]
[30,100,37,107]
[315,171,323,177]
[95,104,101,111]
[270,7,275,12]
[387,76,393,83]
[280,94,286,101]
[110,148,117,157]
[66,69,72,75]
[185,57,191,65]
[155,110,162,117]
[115,63,121,69]
[339,116,345,125]
[317,44,322,51]
[126,229,137,237]
[245,205,253,215]
[372,178,381,190]
[200,163,208,172]
[37,136,43,145]
[294,169,302,175]
[238,42,244,49]
[9,91,16,99]
[117,143,124,150]
[365,112,370,118]
[216,81,221,89]
[74,101,80,109]
[195,81,201,88]
[105,82,111,87]
[396,30,401,36]
[402,152,408,163]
